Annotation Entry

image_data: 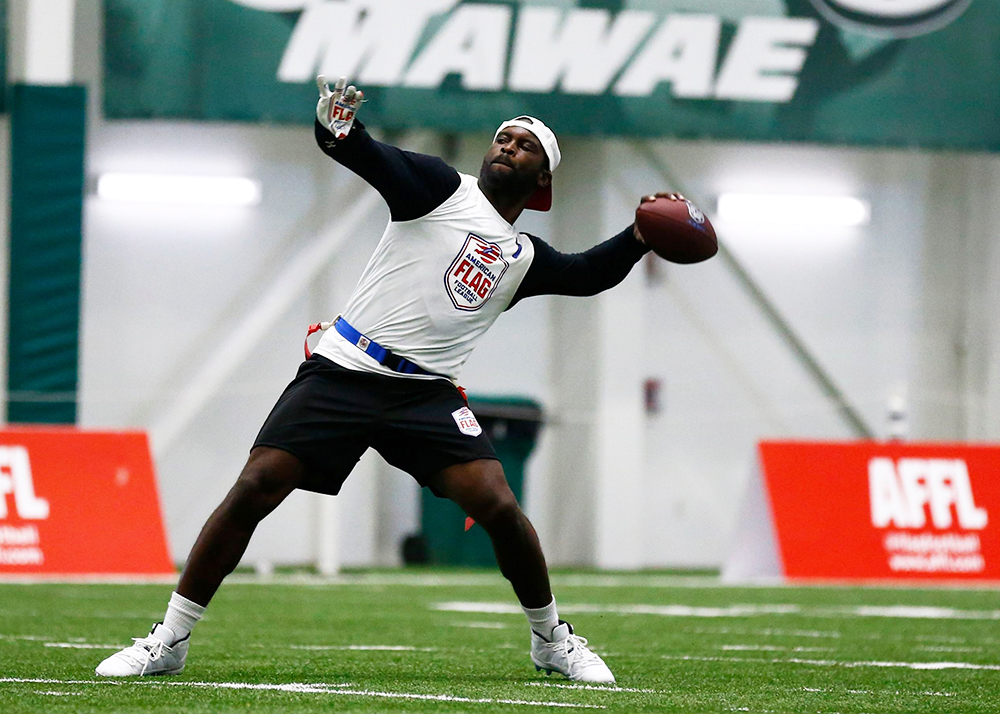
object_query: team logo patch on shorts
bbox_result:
[452,407,483,437]
[444,234,509,311]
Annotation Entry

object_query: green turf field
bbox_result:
[1,569,998,712]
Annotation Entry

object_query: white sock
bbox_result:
[523,597,559,640]
[161,591,206,643]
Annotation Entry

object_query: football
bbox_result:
[635,197,718,264]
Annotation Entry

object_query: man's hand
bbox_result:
[316,75,364,141]
[633,192,685,244]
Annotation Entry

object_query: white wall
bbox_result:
[629,141,928,567]
[529,140,999,568]
[74,119,1000,570]
[79,118,448,566]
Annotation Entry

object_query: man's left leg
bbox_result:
[425,459,615,683]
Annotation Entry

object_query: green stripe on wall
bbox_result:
[7,85,87,423]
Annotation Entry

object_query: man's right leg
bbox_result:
[177,446,305,606]
[96,446,304,676]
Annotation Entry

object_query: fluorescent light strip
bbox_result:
[97,174,262,206]
[717,193,870,227]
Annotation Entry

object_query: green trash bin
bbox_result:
[420,396,543,566]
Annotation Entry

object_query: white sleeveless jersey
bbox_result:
[314,174,536,380]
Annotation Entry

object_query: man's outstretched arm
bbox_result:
[508,227,650,308]
[314,77,460,222]
[508,193,695,306]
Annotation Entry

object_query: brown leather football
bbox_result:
[635,197,718,264]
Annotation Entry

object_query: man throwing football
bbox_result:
[97,76,678,684]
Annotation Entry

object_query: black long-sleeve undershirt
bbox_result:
[508,228,649,308]
[316,119,459,222]
[315,120,650,303]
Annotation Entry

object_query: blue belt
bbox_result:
[333,317,441,377]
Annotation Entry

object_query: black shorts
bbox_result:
[253,355,498,495]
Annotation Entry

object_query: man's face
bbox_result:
[479,126,551,198]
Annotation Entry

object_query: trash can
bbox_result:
[419,396,543,566]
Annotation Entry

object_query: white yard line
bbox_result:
[917,645,983,653]
[696,628,980,646]
[291,688,606,708]
[721,645,781,652]
[435,602,801,617]
[437,602,523,614]
[916,634,967,643]
[289,645,438,652]
[0,678,606,708]
[0,678,347,692]
[693,627,842,639]
[552,575,719,588]
[665,655,1000,671]
[525,682,659,694]
[160,681,355,691]
[2,636,140,650]
[722,645,832,653]
[585,604,802,617]
[802,686,956,697]
[435,601,1000,621]
[843,605,1000,620]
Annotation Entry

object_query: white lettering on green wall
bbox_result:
[508,8,656,95]
[404,4,512,90]
[715,17,820,102]
[278,0,458,84]
[267,2,821,103]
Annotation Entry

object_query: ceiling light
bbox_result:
[717,193,870,227]
[97,174,262,206]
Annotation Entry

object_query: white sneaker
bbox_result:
[95,623,189,677]
[531,621,615,684]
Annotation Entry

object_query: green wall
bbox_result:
[102,0,999,150]
[7,85,87,423]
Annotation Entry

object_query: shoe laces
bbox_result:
[119,635,172,676]
[553,633,604,670]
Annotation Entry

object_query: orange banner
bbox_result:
[735,441,1000,582]
[0,428,173,576]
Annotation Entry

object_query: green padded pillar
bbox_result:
[7,84,87,423]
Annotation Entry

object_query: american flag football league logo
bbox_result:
[444,234,509,311]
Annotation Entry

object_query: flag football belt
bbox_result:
[303,316,443,377]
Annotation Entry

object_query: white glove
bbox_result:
[316,75,364,141]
